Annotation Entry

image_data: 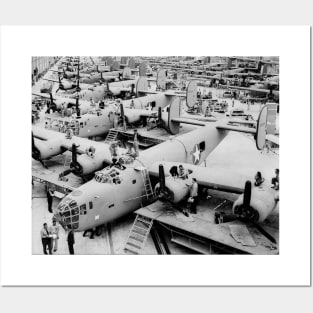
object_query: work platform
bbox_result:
[135,198,279,255]
[32,153,84,195]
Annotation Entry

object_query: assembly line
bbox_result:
[32,56,279,255]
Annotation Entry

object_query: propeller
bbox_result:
[99,71,105,84]
[59,143,83,178]
[130,83,135,96]
[105,81,113,97]
[233,180,259,221]
[56,75,64,93]
[154,164,173,201]
[119,102,126,129]
[32,132,47,168]
[159,164,166,194]
[48,92,57,112]
[75,77,81,92]
[75,96,81,118]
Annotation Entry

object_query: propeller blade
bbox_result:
[76,97,81,118]
[157,107,162,124]
[32,132,47,168]
[131,83,135,95]
[243,180,252,209]
[159,164,166,193]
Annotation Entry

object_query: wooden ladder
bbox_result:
[140,168,155,201]
[104,129,118,143]
[124,215,154,254]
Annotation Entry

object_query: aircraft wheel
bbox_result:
[95,225,103,236]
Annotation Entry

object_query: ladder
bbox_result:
[124,215,154,254]
[62,154,72,173]
[140,168,154,200]
[104,129,118,143]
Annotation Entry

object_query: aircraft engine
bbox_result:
[232,181,277,223]
[155,177,190,203]
[154,164,192,203]
[74,153,106,176]
[33,137,64,160]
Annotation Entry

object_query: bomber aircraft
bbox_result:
[33,102,278,234]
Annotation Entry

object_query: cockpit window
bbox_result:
[94,168,122,184]
[80,204,87,215]
[57,198,80,230]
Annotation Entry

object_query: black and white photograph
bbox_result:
[31,56,280,256]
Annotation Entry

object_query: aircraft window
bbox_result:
[80,204,87,215]
[80,122,84,128]
[72,215,79,222]
[72,223,79,230]
[71,207,79,215]
[64,217,71,224]
[69,200,78,208]
[63,210,71,217]
[199,141,205,151]
[109,204,114,208]
[89,201,93,210]
[132,180,136,184]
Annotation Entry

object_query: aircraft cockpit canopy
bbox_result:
[94,168,122,184]
[57,198,79,230]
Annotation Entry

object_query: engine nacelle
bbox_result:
[233,187,277,223]
[155,176,191,203]
[75,153,106,176]
[33,138,64,160]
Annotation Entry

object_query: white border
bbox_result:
[0,26,310,286]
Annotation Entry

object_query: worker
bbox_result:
[65,128,73,139]
[254,171,265,186]
[46,186,54,213]
[170,166,179,179]
[189,178,199,214]
[51,217,60,252]
[130,97,135,109]
[40,223,52,255]
[178,165,188,179]
[87,146,95,158]
[271,168,279,190]
[83,228,95,239]
[67,229,75,255]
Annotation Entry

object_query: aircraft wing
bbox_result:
[137,90,158,94]
[228,119,257,126]
[43,78,59,83]
[215,123,257,135]
[266,134,279,146]
[171,117,207,127]
[33,125,125,164]
[148,161,246,194]
[228,86,271,94]
[32,92,50,99]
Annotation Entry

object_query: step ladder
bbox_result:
[62,154,72,172]
[140,168,155,201]
[104,129,118,143]
[124,215,154,254]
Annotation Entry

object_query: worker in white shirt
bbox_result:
[189,178,199,214]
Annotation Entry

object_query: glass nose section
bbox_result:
[56,199,80,230]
